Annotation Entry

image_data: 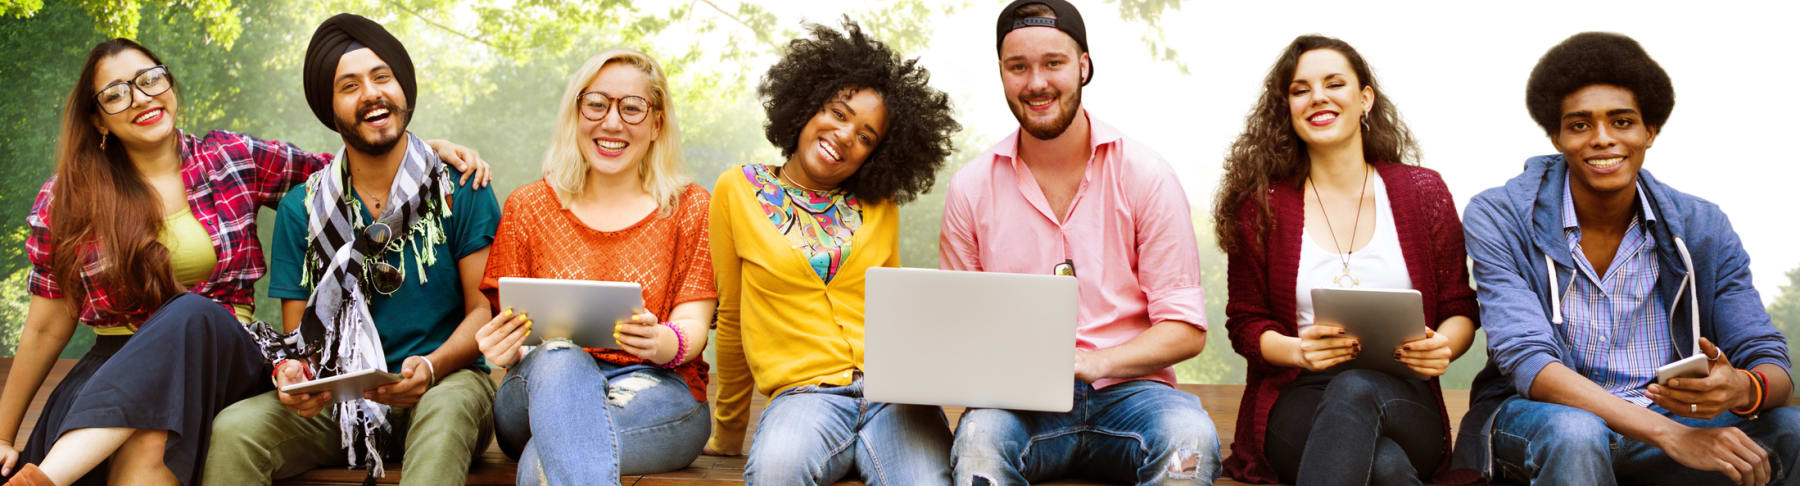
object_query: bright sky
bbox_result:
[693,0,1800,303]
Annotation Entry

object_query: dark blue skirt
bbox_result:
[16,293,270,485]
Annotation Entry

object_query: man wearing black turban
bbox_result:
[200,12,502,485]
[303,12,418,155]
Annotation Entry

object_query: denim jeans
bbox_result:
[951,380,1222,486]
[1266,369,1443,486]
[1490,396,1800,485]
[743,377,953,486]
[493,343,710,486]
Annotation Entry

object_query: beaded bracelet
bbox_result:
[659,321,688,369]
[1731,368,1764,416]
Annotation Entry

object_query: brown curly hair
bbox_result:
[1211,34,1420,255]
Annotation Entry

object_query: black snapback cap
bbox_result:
[995,0,1093,85]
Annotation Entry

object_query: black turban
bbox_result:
[303,13,416,130]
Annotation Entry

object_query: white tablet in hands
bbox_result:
[497,277,643,347]
[279,369,403,402]
[1311,287,1431,380]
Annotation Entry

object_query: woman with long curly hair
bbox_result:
[1213,35,1481,485]
[0,39,486,486]
[704,19,959,486]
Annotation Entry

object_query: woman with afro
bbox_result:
[703,19,960,486]
[1457,31,1800,485]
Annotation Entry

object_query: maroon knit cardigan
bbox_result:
[1220,163,1482,484]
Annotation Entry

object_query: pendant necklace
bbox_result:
[1309,164,1370,288]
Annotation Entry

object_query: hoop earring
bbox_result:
[1361,113,1370,132]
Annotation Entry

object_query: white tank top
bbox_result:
[1296,172,1413,328]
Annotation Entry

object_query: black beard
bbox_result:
[333,98,409,156]
[1016,86,1082,140]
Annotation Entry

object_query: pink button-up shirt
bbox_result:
[938,114,1207,389]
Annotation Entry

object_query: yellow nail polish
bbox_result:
[502,308,512,317]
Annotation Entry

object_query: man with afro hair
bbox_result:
[1455,31,1800,485]
[938,0,1221,484]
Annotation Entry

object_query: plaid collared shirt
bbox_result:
[1557,180,1672,406]
[26,130,330,330]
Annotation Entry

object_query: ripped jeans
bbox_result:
[952,380,1222,486]
[493,342,710,486]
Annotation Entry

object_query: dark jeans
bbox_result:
[1267,369,1443,486]
[1490,397,1800,485]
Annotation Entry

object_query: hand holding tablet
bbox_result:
[1311,288,1431,380]
[497,277,642,348]
[277,367,402,415]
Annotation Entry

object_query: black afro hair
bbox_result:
[759,18,961,204]
[1526,32,1675,137]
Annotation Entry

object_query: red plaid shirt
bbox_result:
[26,130,331,330]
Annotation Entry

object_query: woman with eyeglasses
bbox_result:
[1214,35,1480,485]
[473,47,715,485]
[0,39,489,486]
[705,20,960,485]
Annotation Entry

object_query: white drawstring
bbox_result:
[1673,236,1701,357]
[1545,253,1572,325]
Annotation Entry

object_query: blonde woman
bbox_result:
[474,47,715,486]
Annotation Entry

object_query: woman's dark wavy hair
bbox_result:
[1211,34,1419,255]
[1526,32,1674,137]
[50,38,187,318]
[760,18,960,204]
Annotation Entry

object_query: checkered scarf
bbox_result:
[248,133,451,476]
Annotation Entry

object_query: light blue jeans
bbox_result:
[492,342,710,486]
[952,380,1222,485]
[744,377,953,485]
[1491,397,1800,485]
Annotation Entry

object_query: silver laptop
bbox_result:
[863,267,1078,412]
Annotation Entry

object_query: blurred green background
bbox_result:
[2,0,1797,391]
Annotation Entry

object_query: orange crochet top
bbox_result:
[480,180,717,402]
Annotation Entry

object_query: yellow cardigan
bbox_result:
[707,165,900,453]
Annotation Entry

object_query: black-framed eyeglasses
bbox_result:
[94,65,172,115]
[358,221,403,295]
[1053,259,1076,277]
[578,91,653,124]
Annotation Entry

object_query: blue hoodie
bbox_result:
[1452,154,1791,476]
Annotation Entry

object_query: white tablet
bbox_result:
[497,277,643,347]
[1311,287,1430,380]
[280,368,403,401]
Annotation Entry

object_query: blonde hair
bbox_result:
[542,47,687,214]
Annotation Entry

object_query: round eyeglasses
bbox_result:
[578,91,653,124]
[95,65,172,116]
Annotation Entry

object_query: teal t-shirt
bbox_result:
[269,167,499,372]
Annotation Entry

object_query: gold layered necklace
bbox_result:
[1308,163,1370,288]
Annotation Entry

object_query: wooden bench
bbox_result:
[3,359,1469,485]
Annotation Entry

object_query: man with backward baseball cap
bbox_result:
[938,1,1223,484]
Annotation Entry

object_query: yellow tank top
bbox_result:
[95,208,252,335]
